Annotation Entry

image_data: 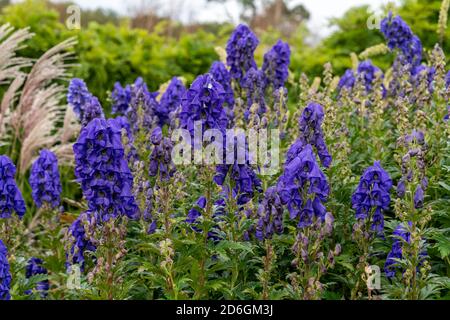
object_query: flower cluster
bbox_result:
[127,77,158,133]
[25,257,49,297]
[0,240,11,300]
[29,149,62,209]
[214,131,262,206]
[68,78,105,127]
[67,211,97,271]
[67,78,91,119]
[277,143,330,228]
[298,102,332,168]
[186,196,207,232]
[357,60,384,93]
[0,155,26,219]
[262,40,291,90]
[337,69,356,92]
[73,118,138,222]
[149,127,176,182]
[226,24,259,83]
[156,77,186,127]
[338,60,383,94]
[351,161,392,234]
[397,130,428,209]
[210,61,235,110]
[111,82,131,115]
[255,186,283,241]
[179,74,228,135]
[241,67,267,118]
[381,13,422,70]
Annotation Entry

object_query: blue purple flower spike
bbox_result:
[0,155,26,219]
[262,39,291,90]
[0,240,11,300]
[29,149,62,209]
[73,118,138,222]
[226,24,259,83]
[351,161,392,234]
[25,257,49,298]
[277,143,330,228]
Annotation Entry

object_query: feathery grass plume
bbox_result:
[10,37,76,173]
[359,43,390,61]
[0,24,33,138]
[0,24,33,84]
[438,0,450,45]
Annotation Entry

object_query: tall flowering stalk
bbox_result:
[0,239,11,300]
[351,161,392,299]
[72,117,138,299]
[389,130,431,299]
[226,24,259,84]
[255,186,283,299]
[277,142,338,299]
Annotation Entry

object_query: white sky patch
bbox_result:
[50,0,399,38]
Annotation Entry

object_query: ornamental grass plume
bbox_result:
[0,239,11,300]
[29,149,62,209]
[0,155,26,219]
[73,118,138,222]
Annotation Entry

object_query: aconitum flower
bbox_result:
[357,60,383,92]
[156,77,186,127]
[128,77,158,133]
[67,211,96,271]
[29,149,62,209]
[444,106,449,122]
[445,71,450,88]
[338,69,356,91]
[380,13,422,68]
[226,24,259,83]
[67,78,91,119]
[186,196,207,231]
[210,61,234,109]
[277,143,330,228]
[351,161,392,234]
[298,102,332,168]
[73,118,138,222]
[25,258,49,298]
[384,222,410,278]
[149,127,176,182]
[115,116,138,163]
[81,96,104,127]
[256,186,284,241]
[111,82,131,115]
[179,74,228,135]
[0,240,11,300]
[0,155,26,219]
[241,67,266,118]
[412,65,435,93]
[262,40,291,90]
[214,132,262,206]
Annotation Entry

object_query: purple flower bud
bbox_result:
[414,185,424,209]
